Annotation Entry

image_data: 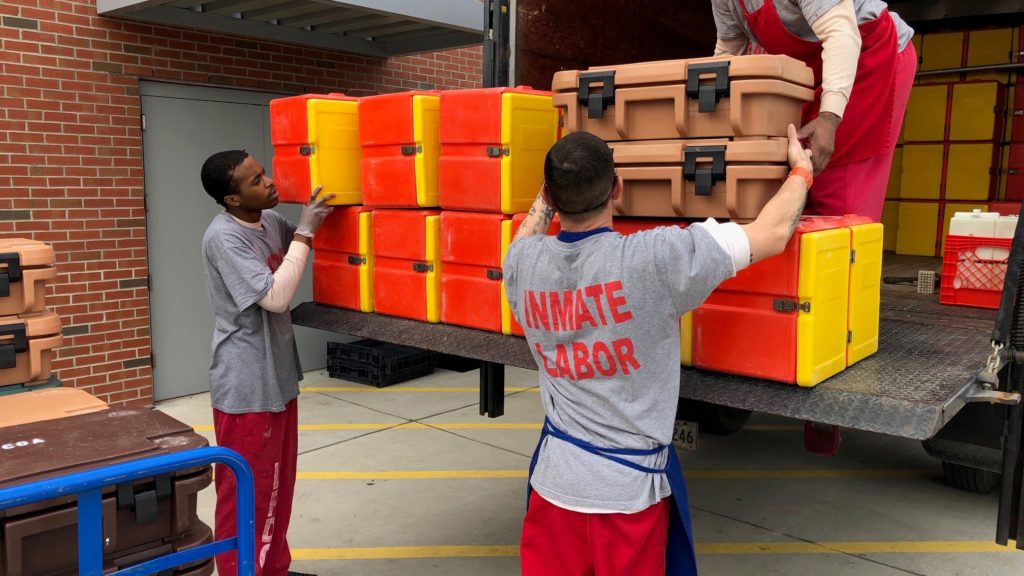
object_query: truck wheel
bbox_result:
[676,399,752,436]
[941,461,1001,494]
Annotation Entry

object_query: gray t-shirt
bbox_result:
[202,210,302,414]
[712,0,914,51]
[503,224,734,511]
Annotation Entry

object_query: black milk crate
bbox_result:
[326,340,436,387]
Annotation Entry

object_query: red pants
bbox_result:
[805,42,918,222]
[521,491,670,576]
[213,399,298,576]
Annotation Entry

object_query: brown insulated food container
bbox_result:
[0,238,57,316]
[552,55,814,141]
[0,311,62,387]
[0,408,213,576]
[0,387,108,428]
[609,138,788,221]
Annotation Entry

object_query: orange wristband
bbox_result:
[789,167,813,189]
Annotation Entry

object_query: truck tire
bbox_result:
[941,461,1001,494]
[676,399,752,436]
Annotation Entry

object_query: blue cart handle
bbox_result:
[0,446,256,576]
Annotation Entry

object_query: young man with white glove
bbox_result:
[200,149,333,576]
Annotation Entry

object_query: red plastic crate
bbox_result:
[939,235,1013,309]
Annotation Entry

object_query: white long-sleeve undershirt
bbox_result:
[714,0,861,119]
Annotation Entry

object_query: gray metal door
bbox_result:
[141,81,333,401]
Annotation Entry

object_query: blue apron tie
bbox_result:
[527,417,699,576]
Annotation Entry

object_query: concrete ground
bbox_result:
[157,366,1024,576]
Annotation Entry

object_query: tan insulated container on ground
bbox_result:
[552,55,815,142]
[0,238,56,316]
[0,311,62,386]
[0,387,108,428]
[608,138,788,221]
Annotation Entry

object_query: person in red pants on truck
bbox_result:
[200,150,333,576]
[505,125,813,575]
[712,0,917,222]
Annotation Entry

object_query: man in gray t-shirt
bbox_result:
[200,150,332,576]
[506,126,812,576]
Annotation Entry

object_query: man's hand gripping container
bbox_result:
[438,87,559,214]
[270,93,361,205]
[552,55,814,141]
[608,138,788,221]
[687,216,883,387]
[312,206,374,312]
[372,209,442,322]
[359,91,442,208]
[0,408,215,575]
[0,238,56,317]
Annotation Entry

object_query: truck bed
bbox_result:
[292,255,994,441]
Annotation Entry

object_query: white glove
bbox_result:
[295,186,335,238]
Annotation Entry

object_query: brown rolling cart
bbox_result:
[0,408,213,575]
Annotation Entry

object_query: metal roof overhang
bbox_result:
[96,0,484,57]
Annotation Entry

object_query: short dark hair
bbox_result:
[201,150,249,207]
[543,132,615,220]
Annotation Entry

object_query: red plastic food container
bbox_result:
[312,206,374,312]
[372,209,442,322]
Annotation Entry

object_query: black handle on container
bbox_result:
[683,145,727,197]
[0,322,27,369]
[686,61,731,113]
[577,70,616,120]
[0,252,22,298]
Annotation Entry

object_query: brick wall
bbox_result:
[0,0,483,406]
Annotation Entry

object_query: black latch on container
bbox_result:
[298,145,315,156]
[412,262,433,273]
[0,252,23,298]
[577,70,616,120]
[116,474,173,526]
[486,146,509,157]
[0,322,27,369]
[401,145,422,156]
[348,255,367,265]
[686,61,731,113]
[683,145,727,197]
[773,298,811,313]
[486,269,503,280]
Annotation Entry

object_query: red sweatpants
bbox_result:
[213,399,298,576]
[805,42,918,222]
[521,491,670,576]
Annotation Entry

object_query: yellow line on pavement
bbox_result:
[298,470,528,480]
[290,541,1017,560]
[192,422,543,432]
[293,545,519,560]
[295,469,936,481]
[699,541,1016,554]
[684,469,937,479]
[302,386,538,393]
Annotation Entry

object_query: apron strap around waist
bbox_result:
[526,417,699,576]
